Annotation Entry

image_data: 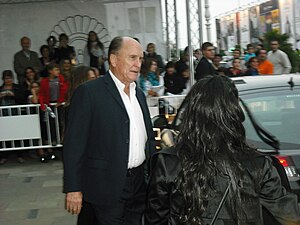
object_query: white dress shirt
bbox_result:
[109,70,147,169]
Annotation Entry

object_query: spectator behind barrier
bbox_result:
[139,58,164,97]
[39,63,67,111]
[54,33,76,65]
[23,67,39,99]
[244,44,256,62]
[13,36,42,84]
[244,57,259,76]
[226,58,243,77]
[257,49,274,75]
[59,58,73,85]
[145,43,165,73]
[83,31,107,76]
[0,70,25,164]
[46,35,58,60]
[0,70,25,106]
[164,61,186,95]
[28,81,52,163]
[39,45,54,78]
[268,40,291,74]
[195,42,218,81]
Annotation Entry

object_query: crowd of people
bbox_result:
[0,33,100,164]
[0,33,295,165]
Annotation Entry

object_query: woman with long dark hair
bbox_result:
[83,31,106,76]
[139,57,164,97]
[64,66,96,129]
[145,75,299,225]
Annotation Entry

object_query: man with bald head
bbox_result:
[13,36,42,84]
[63,36,155,225]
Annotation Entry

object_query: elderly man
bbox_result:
[13,36,42,84]
[268,40,291,74]
[63,36,155,225]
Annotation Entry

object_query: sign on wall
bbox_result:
[249,6,260,44]
[239,9,250,49]
[259,0,280,35]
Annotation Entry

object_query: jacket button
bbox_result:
[125,120,129,124]
[125,139,129,144]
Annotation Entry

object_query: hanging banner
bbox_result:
[226,13,237,50]
[215,19,222,50]
[220,16,228,50]
[259,0,280,35]
[279,0,295,47]
[236,12,241,46]
[240,9,250,49]
[294,0,300,49]
[249,6,260,44]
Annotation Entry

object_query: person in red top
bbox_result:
[39,63,67,111]
[39,63,67,148]
[257,49,274,75]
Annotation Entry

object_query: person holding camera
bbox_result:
[0,70,26,164]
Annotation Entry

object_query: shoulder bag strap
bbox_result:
[210,180,231,225]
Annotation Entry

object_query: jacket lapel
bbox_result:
[103,72,126,112]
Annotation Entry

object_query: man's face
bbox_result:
[258,50,267,61]
[271,41,279,51]
[213,56,222,66]
[203,46,215,60]
[247,46,255,54]
[110,38,143,84]
[25,69,35,80]
[233,50,240,59]
[88,70,96,80]
[193,50,201,59]
[166,67,175,75]
[49,67,60,77]
[147,44,155,54]
[21,38,31,51]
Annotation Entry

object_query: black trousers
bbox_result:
[77,164,147,225]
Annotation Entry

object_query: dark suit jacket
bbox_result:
[195,57,218,81]
[63,72,156,206]
[13,50,42,77]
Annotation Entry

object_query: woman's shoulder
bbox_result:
[151,147,179,167]
[150,147,181,178]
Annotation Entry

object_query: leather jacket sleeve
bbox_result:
[260,157,300,225]
[145,152,177,225]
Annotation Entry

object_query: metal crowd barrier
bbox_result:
[147,95,186,119]
[0,103,62,151]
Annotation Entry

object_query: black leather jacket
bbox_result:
[145,147,300,225]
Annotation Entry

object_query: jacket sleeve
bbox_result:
[13,53,24,76]
[281,53,292,74]
[260,156,300,225]
[145,153,172,225]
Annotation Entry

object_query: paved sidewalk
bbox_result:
[0,153,77,225]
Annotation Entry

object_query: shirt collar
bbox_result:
[109,70,136,94]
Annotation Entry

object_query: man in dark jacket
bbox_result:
[63,36,155,225]
[195,42,218,81]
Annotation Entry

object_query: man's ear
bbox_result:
[110,54,117,67]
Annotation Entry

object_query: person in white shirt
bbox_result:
[63,36,155,225]
[268,40,291,74]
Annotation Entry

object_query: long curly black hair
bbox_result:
[175,75,258,225]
